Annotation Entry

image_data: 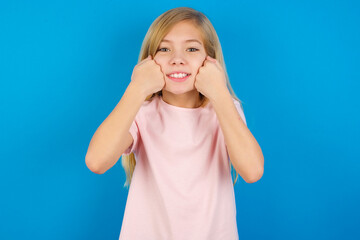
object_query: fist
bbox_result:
[194,56,227,100]
[130,55,166,97]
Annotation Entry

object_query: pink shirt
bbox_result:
[119,94,247,240]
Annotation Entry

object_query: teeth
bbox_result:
[169,73,188,78]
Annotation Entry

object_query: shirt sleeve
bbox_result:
[122,119,140,156]
[233,98,247,126]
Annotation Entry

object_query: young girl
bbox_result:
[85,7,264,240]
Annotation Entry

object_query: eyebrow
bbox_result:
[160,39,202,45]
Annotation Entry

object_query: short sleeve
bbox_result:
[233,99,247,126]
[122,119,140,156]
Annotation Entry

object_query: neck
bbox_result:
[161,89,204,108]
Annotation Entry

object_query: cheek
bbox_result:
[153,55,167,70]
[191,58,206,72]
[153,54,166,64]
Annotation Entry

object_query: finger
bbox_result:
[206,56,223,70]
[203,56,214,67]
[206,55,216,63]
[154,61,165,76]
[137,55,152,67]
[201,56,208,67]
[207,56,219,66]
[153,58,160,66]
[145,55,152,62]
[142,55,151,61]
[203,59,213,67]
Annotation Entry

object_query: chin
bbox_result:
[164,88,192,95]
[164,85,195,95]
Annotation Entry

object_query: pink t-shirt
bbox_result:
[119,94,247,240]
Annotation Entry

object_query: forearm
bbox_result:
[210,88,264,183]
[85,83,146,173]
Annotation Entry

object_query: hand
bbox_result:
[194,56,228,101]
[130,55,166,97]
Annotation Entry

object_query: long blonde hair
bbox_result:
[122,7,245,188]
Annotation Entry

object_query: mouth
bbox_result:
[166,72,191,82]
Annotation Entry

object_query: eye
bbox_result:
[157,48,169,52]
[187,48,199,52]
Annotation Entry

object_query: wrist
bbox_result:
[209,85,231,105]
[128,82,148,100]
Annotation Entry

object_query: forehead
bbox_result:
[161,21,204,44]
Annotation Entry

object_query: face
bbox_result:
[154,20,207,95]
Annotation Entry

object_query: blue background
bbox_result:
[1,0,359,239]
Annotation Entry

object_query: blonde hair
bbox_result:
[122,7,245,188]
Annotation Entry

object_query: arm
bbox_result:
[210,88,264,183]
[85,83,146,174]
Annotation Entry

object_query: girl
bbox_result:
[85,7,264,240]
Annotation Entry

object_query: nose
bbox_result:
[169,51,186,65]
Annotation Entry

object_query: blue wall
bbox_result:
[1,0,359,239]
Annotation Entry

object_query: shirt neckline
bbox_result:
[159,95,208,112]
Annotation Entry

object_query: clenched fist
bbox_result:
[130,55,166,97]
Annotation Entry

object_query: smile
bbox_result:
[166,72,191,82]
